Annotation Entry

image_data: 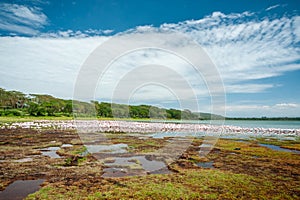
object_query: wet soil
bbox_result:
[0,128,299,199]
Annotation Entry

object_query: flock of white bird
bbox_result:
[1,120,299,136]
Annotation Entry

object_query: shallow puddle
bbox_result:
[102,167,147,177]
[259,143,300,154]
[196,161,214,168]
[40,146,61,158]
[199,143,214,148]
[106,156,166,171]
[61,144,73,148]
[0,179,44,200]
[86,144,128,154]
[102,155,169,177]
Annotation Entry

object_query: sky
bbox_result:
[0,0,300,117]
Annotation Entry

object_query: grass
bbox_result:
[69,146,87,155]
[26,169,296,200]
[1,128,299,199]
[0,115,199,123]
[216,139,299,159]
[25,138,300,200]
[0,116,151,122]
[0,116,73,122]
[254,137,300,151]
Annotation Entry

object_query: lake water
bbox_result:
[222,120,300,129]
[178,120,300,129]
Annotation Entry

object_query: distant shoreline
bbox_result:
[0,116,300,122]
[225,117,300,121]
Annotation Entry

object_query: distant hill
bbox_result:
[0,88,220,120]
[2,88,298,120]
[193,112,225,120]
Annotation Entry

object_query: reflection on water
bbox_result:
[102,155,170,177]
[197,161,214,168]
[200,143,213,148]
[40,147,61,158]
[86,144,128,154]
[61,144,73,148]
[235,140,300,154]
[89,130,299,177]
[105,156,166,171]
[259,143,300,154]
[0,179,44,200]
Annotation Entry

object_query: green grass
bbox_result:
[216,139,299,159]
[0,115,201,123]
[0,116,73,122]
[69,146,87,155]
[26,169,295,200]
[254,137,300,151]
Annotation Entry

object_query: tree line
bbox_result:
[0,88,203,119]
[0,88,73,117]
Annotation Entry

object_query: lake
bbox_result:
[178,120,300,129]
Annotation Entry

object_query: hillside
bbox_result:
[0,88,215,120]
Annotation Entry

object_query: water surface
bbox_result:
[86,144,128,154]
[0,179,44,200]
[40,147,61,158]
[259,143,300,154]
[197,161,214,168]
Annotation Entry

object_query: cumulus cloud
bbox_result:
[0,3,47,35]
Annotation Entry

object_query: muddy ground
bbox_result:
[0,128,299,199]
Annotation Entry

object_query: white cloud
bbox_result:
[225,84,274,93]
[293,16,300,43]
[155,12,300,93]
[226,103,300,117]
[266,4,280,11]
[0,10,300,117]
[0,4,113,37]
[40,29,115,38]
[275,103,298,109]
[0,36,108,98]
[102,29,114,35]
[0,3,47,35]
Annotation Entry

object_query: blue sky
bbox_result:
[0,0,299,117]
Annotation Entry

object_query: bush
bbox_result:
[3,109,24,116]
